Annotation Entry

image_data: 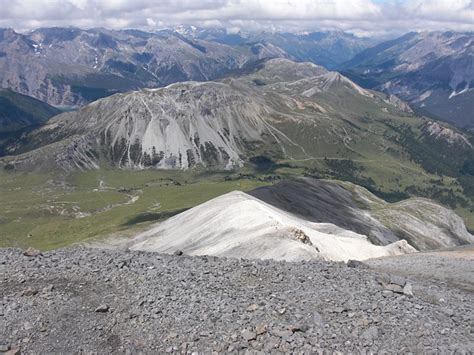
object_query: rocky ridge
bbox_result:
[127,190,415,262]
[250,178,474,251]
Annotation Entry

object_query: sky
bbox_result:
[0,0,472,37]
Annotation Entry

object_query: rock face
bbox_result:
[128,190,415,262]
[249,178,474,251]
[1,247,473,353]
[421,121,472,148]
[341,31,474,129]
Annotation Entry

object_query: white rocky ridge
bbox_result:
[128,191,415,262]
[422,121,472,147]
[24,81,284,170]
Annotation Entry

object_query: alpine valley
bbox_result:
[1,57,473,248]
[0,19,473,355]
[341,31,474,129]
[0,27,472,252]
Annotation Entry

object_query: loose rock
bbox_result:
[347,260,369,269]
[0,247,472,354]
[95,304,109,313]
[241,329,256,341]
[23,247,41,257]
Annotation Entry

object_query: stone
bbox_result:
[390,275,407,287]
[362,326,378,341]
[384,283,404,294]
[23,247,41,257]
[95,304,109,313]
[272,329,293,338]
[375,274,390,285]
[289,324,310,333]
[246,304,259,312]
[173,250,183,256]
[0,345,9,352]
[241,329,256,341]
[22,287,38,296]
[332,306,346,313]
[403,283,414,297]
[255,324,268,335]
[442,308,455,317]
[347,260,369,269]
[312,311,325,326]
[43,285,54,292]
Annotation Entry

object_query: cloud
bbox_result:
[0,0,472,35]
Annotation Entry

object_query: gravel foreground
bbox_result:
[0,247,473,354]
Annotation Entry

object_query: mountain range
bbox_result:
[5,58,471,173]
[0,27,286,107]
[0,27,471,129]
[0,26,375,108]
[341,31,474,129]
[174,26,378,69]
[0,26,379,106]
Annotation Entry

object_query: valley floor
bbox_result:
[0,247,472,353]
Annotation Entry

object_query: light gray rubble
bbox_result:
[0,247,473,353]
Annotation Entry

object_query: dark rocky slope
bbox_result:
[249,178,474,250]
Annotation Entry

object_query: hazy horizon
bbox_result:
[0,0,472,37]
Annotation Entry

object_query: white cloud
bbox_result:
[0,0,472,35]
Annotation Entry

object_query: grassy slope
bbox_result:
[1,161,472,251]
[2,97,472,248]
[1,64,472,248]
[0,89,60,133]
[0,169,268,250]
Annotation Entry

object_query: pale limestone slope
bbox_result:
[128,191,415,262]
